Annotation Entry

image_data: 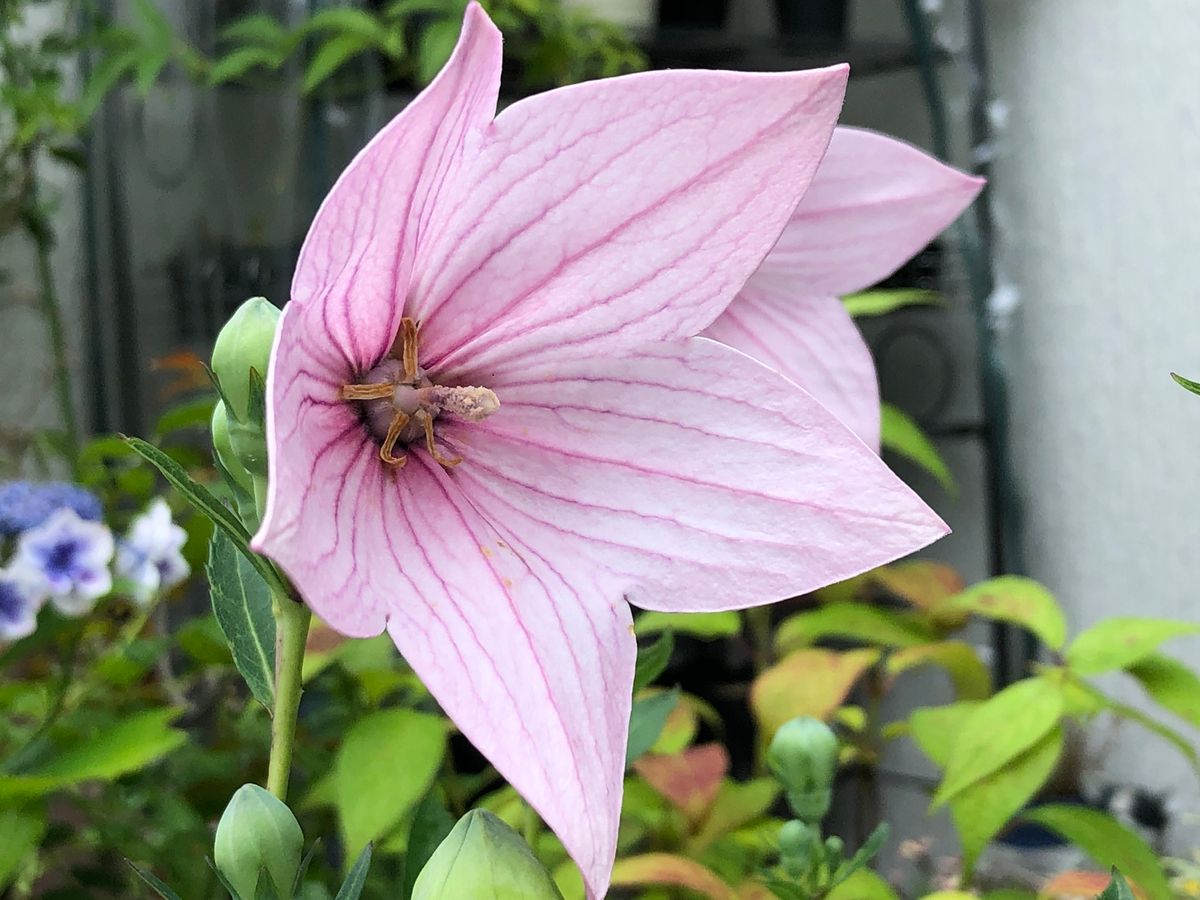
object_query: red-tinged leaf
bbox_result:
[1043,870,1147,900]
[610,853,737,900]
[633,744,728,823]
[870,561,967,625]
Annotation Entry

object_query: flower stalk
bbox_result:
[267,584,310,801]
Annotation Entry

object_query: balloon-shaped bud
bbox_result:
[411,810,564,900]
[778,819,819,878]
[213,784,304,900]
[767,717,839,823]
[211,297,280,423]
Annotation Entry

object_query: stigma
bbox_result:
[340,317,499,469]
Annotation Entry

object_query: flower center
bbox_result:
[341,317,499,469]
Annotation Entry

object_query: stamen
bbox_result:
[379,411,410,467]
[400,318,420,383]
[418,409,461,468]
[341,383,395,401]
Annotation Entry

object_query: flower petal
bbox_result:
[410,65,849,380]
[759,127,983,296]
[703,285,880,447]
[289,3,501,374]
[445,338,947,613]
[255,452,632,899]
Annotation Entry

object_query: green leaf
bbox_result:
[300,8,389,41]
[303,33,373,93]
[945,576,1067,650]
[0,805,46,889]
[127,861,184,900]
[124,437,287,596]
[775,603,933,653]
[1066,618,1200,675]
[951,727,1063,877]
[1171,372,1200,396]
[403,791,456,899]
[208,530,276,710]
[1098,870,1137,900]
[829,822,889,889]
[1083,686,1200,779]
[336,710,447,859]
[887,641,992,699]
[633,631,674,693]
[219,14,290,47]
[335,844,373,899]
[880,404,956,493]
[626,689,681,765]
[842,289,939,318]
[134,47,170,95]
[209,46,285,85]
[635,611,740,640]
[909,702,981,768]
[1128,653,1200,727]
[1023,805,1172,900]
[0,709,186,798]
[416,17,462,86]
[80,46,140,118]
[689,778,778,850]
[826,868,899,900]
[154,396,217,437]
[933,675,1064,806]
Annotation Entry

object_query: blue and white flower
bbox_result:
[115,499,190,605]
[13,508,114,616]
[0,565,47,640]
[0,481,103,538]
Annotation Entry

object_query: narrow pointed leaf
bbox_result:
[843,289,939,317]
[208,530,276,710]
[881,404,955,493]
[334,844,373,900]
[627,689,681,765]
[1127,653,1200,727]
[127,862,183,900]
[633,631,675,693]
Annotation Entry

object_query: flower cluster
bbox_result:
[0,482,190,640]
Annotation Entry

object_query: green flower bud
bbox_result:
[212,401,254,492]
[214,784,304,900]
[211,297,280,423]
[767,717,839,823]
[778,819,819,878]
[411,810,564,900]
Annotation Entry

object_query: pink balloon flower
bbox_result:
[253,4,947,895]
[708,126,984,449]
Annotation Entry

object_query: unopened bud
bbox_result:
[411,810,563,900]
[767,717,839,823]
[778,819,818,878]
[211,297,280,423]
[213,784,304,900]
[212,401,254,491]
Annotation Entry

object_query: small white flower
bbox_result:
[115,499,190,605]
[12,509,113,617]
[0,564,47,640]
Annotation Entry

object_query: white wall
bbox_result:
[986,0,1200,838]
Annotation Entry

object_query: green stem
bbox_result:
[746,606,773,674]
[267,591,311,801]
[522,801,540,852]
[22,147,79,460]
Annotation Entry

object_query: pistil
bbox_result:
[341,317,498,469]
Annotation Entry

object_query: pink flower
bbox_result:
[706,127,984,448]
[252,5,946,895]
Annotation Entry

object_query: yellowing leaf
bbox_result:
[933,676,1064,806]
[887,641,992,699]
[775,603,933,653]
[870,561,967,625]
[951,727,1063,876]
[1066,618,1200,675]
[611,853,736,900]
[751,648,880,737]
[946,577,1066,650]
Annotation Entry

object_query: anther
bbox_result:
[379,411,410,467]
[341,383,395,401]
[418,409,461,468]
[400,318,420,383]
